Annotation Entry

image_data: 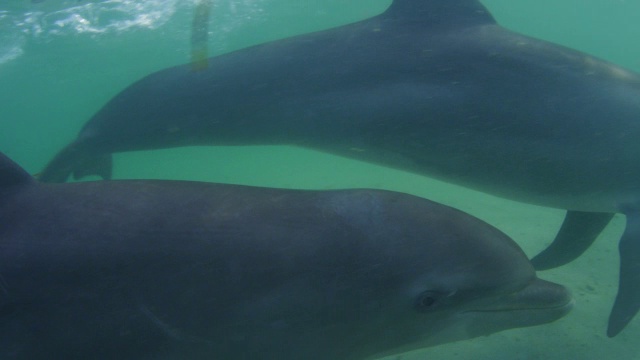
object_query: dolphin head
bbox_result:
[398,275,573,351]
[329,190,574,359]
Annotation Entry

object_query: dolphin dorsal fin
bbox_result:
[383,0,496,27]
[0,152,34,189]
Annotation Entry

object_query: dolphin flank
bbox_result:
[0,152,572,359]
[37,0,640,336]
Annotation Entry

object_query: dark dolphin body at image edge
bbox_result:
[37,0,640,336]
[0,152,572,359]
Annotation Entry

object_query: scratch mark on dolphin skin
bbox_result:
[138,304,212,344]
[0,273,9,297]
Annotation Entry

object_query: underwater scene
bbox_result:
[2,0,640,358]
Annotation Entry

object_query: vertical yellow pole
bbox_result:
[191,0,212,71]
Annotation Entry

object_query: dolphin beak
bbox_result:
[501,278,574,314]
[466,278,574,332]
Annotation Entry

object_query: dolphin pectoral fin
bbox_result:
[38,142,112,183]
[608,212,640,337]
[531,211,614,270]
[72,152,112,181]
[38,142,84,183]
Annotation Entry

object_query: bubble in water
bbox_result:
[0,0,270,65]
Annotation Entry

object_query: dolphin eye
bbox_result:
[414,290,444,312]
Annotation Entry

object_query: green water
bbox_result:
[1,0,640,358]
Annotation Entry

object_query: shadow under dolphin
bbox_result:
[38,0,640,336]
[0,152,572,359]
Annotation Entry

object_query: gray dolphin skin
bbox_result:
[37,0,640,336]
[0,152,572,359]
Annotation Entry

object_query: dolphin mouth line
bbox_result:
[464,298,575,314]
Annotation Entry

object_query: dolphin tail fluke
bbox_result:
[0,152,34,188]
[38,142,112,183]
[608,212,640,337]
[531,211,614,270]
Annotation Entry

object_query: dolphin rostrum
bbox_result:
[0,152,572,359]
[37,0,640,336]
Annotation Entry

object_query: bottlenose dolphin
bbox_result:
[37,0,640,336]
[0,152,572,359]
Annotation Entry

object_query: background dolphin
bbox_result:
[0,152,572,359]
[37,0,640,336]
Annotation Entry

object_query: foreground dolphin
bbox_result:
[0,152,572,359]
[37,0,640,336]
